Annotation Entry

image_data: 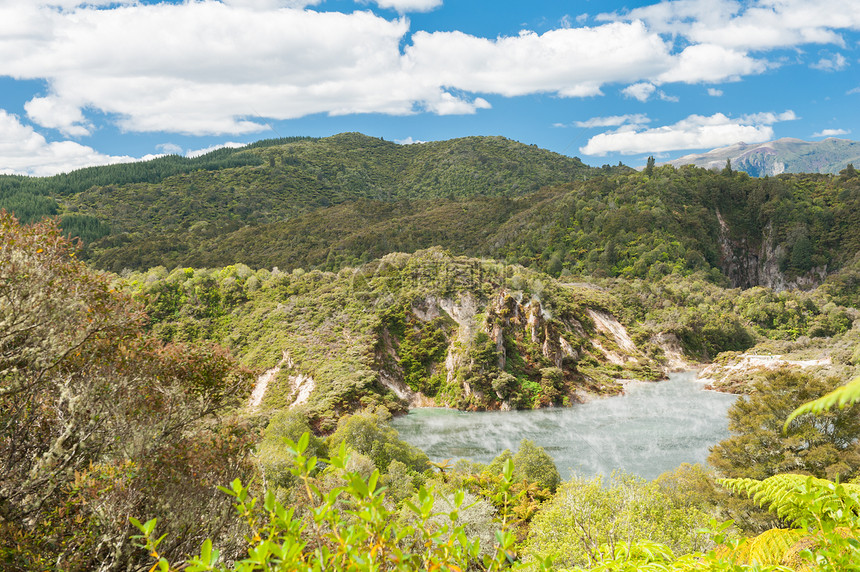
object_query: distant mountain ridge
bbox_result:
[664,137,860,176]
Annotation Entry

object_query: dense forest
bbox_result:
[2,134,860,570]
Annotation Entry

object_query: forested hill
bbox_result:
[0,132,613,225]
[2,132,859,294]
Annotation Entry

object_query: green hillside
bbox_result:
[5,139,860,571]
[2,131,858,291]
[91,163,860,294]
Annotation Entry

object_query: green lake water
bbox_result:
[390,371,737,480]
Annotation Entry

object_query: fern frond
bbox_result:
[785,374,860,430]
[745,528,807,566]
[720,474,811,523]
[719,474,860,529]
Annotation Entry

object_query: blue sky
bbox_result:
[1,0,858,176]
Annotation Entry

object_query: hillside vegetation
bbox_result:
[3,134,857,297]
[3,134,860,570]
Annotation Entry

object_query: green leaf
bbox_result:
[785,375,860,430]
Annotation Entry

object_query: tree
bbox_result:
[511,439,560,492]
[523,471,707,569]
[839,162,857,180]
[0,212,254,570]
[709,368,860,482]
[327,407,430,474]
[644,156,656,176]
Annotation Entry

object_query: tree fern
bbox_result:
[719,474,860,528]
[718,474,860,571]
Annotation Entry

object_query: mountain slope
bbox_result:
[88,164,860,295]
[665,137,860,176]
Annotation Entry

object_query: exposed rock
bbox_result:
[716,210,828,291]
[699,353,833,393]
[665,137,860,176]
[248,351,290,411]
[651,332,689,372]
[586,308,640,364]
[289,373,316,408]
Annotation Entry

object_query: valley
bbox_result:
[2,133,860,571]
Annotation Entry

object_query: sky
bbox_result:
[1,0,859,176]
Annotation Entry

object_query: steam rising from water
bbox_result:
[391,371,736,480]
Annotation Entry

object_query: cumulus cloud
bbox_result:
[0,109,137,176]
[574,114,650,128]
[219,0,324,8]
[656,43,767,83]
[707,87,724,96]
[404,21,673,98]
[0,0,854,148]
[0,3,416,134]
[811,52,848,71]
[812,128,850,137]
[0,3,682,138]
[622,83,656,102]
[395,136,426,144]
[602,0,860,51]
[580,110,796,156]
[24,95,91,136]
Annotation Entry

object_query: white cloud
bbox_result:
[0,3,679,137]
[580,110,796,156]
[404,21,673,98]
[156,143,184,155]
[0,0,852,145]
[811,52,848,71]
[622,82,656,102]
[574,114,650,128]
[656,43,767,83]
[740,110,797,123]
[812,128,850,137]
[24,95,91,136]
[849,87,860,95]
[0,3,416,134]
[395,136,426,144]
[622,82,680,102]
[0,109,137,176]
[220,0,324,8]
[658,90,679,102]
[707,87,724,96]
[602,0,860,51]
[371,0,443,12]
[186,142,248,158]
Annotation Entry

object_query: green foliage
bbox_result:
[132,434,537,571]
[523,471,709,569]
[0,212,255,570]
[718,474,860,571]
[59,212,111,243]
[511,439,561,493]
[786,374,860,428]
[258,409,328,489]
[709,369,860,482]
[5,134,858,295]
[327,408,431,474]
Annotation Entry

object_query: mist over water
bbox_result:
[391,371,737,480]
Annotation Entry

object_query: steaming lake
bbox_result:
[390,371,737,480]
